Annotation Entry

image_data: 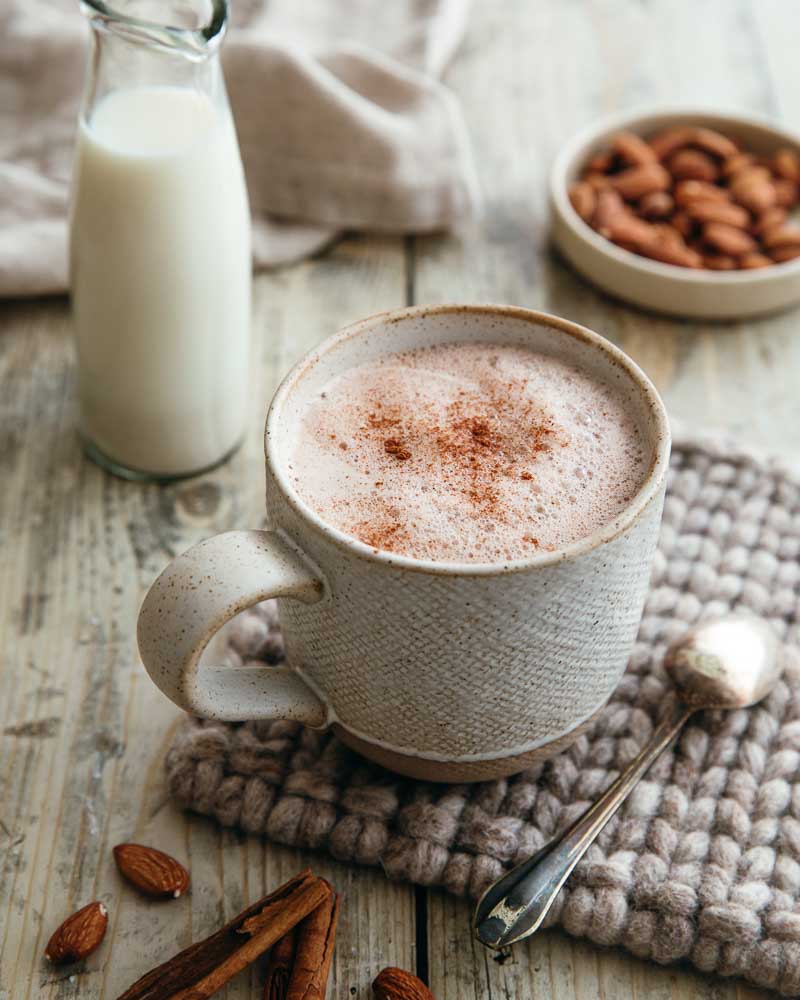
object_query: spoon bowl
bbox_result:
[474,612,784,950]
[664,613,783,710]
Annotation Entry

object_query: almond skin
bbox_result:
[668,149,718,182]
[774,148,800,182]
[609,162,671,200]
[113,843,190,899]
[45,901,108,965]
[702,222,756,256]
[685,198,749,228]
[373,967,436,1000]
[568,181,596,222]
[611,131,657,166]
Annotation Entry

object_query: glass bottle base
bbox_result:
[80,435,243,484]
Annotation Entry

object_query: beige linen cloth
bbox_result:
[0,0,478,297]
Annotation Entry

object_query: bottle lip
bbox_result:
[80,0,227,58]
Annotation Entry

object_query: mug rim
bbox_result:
[264,303,671,577]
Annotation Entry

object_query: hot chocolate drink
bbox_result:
[288,341,648,563]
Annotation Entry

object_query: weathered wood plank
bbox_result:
[0,235,415,999]
[418,0,797,997]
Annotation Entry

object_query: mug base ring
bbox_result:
[331,702,608,783]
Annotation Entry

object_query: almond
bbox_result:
[773,178,799,208]
[702,222,756,256]
[648,125,694,160]
[752,207,787,235]
[770,245,800,263]
[689,127,738,160]
[722,152,754,178]
[592,188,626,234]
[611,131,657,166]
[609,162,671,200]
[774,148,800,182]
[730,168,776,213]
[668,148,718,182]
[739,252,773,269]
[704,254,738,271]
[674,179,731,206]
[113,843,190,899]
[45,901,108,965]
[642,240,703,269]
[373,967,435,1000]
[568,181,596,222]
[638,191,674,220]
[685,198,750,228]
[605,213,657,247]
[586,150,614,173]
[669,211,693,238]
[584,171,611,191]
[761,225,800,251]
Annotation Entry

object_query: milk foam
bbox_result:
[289,342,648,563]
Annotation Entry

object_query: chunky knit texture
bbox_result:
[165,434,800,994]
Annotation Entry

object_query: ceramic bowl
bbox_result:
[550,107,800,320]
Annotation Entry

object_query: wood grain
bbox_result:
[2,1,799,998]
[416,2,796,998]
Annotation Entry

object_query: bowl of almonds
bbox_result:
[551,108,800,319]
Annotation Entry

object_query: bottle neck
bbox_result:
[80,1,227,60]
[80,13,227,124]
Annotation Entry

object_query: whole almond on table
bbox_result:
[45,901,108,964]
[113,843,190,899]
[373,967,436,1000]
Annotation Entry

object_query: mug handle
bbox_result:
[137,529,328,727]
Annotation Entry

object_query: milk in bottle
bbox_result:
[70,1,250,478]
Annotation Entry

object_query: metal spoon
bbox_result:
[474,613,783,950]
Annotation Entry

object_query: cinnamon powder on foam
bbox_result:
[288,343,648,563]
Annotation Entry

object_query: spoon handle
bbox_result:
[474,701,693,949]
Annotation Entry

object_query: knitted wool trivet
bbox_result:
[165,434,800,995]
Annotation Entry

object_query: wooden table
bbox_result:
[3,2,800,997]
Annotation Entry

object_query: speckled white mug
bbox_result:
[138,305,670,781]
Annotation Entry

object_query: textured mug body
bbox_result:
[138,304,671,782]
[268,469,665,769]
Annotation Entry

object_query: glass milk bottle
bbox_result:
[70,0,251,479]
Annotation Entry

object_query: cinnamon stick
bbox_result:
[263,926,297,1000]
[286,890,341,1000]
[116,870,330,1000]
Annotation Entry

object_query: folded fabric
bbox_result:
[0,0,478,297]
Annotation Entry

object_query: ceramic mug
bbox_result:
[138,304,671,782]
